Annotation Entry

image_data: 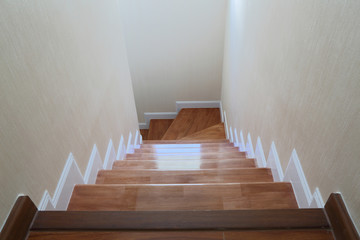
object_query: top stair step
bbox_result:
[147,119,174,140]
[180,123,226,140]
[143,139,229,144]
[161,108,222,140]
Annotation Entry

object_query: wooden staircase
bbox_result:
[2,108,358,239]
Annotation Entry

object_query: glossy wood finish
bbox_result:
[0,196,37,240]
[147,119,174,140]
[143,139,229,144]
[140,142,233,148]
[181,123,226,140]
[139,129,148,140]
[125,151,246,160]
[28,230,334,240]
[31,209,329,230]
[96,168,273,184]
[325,193,359,240]
[134,146,239,154]
[67,183,298,211]
[162,108,221,140]
[112,159,257,170]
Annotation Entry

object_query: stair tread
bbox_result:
[96,168,273,184]
[112,159,256,170]
[180,123,226,140]
[139,129,149,140]
[143,139,229,144]
[28,230,334,240]
[140,142,233,148]
[125,152,246,160]
[161,108,221,140]
[68,183,298,211]
[135,146,239,154]
[147,119,174,140]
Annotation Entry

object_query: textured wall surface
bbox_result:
[0,0,138,228]
[120,0,227,122]
[222,0,360,231]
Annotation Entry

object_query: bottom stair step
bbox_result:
[96,168,274,184]
[68,183,298,211]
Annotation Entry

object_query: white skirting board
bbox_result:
[227,122,325,208]
[139,101,221,129]
[126,132,134,154]
[39,131,133,210]
[134,130,141,149]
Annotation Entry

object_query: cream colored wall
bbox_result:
[222,0,360,231]
[120,0,227,122]
[0,0,138,228]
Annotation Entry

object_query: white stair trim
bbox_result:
[245,133,255,159]
[176,100,221,113]
[116,135,126,160]
[267,142,284,182]
[84,144,103,184]
[103,139,116,170]
[255,137,267,168]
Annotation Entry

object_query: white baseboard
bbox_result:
[284,149,312,208]
[126,132,134,154]
[139,123,147,129]
[134,130,141,149]
[245,133,255,159]
[233,128,239,147]
[220,101,224,122]
[267,142,284,182]
[116,135,126,160]
[38,190,55,210]
[142,112,177,129]
[84,144,103,184]
[176,101,221,113]
[310,187,325,208]
[103,139,116,170]
[239,130,246,151]
[255,137,267,168]
[223,111,229,139]
[229,126,234,143]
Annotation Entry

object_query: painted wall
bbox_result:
[0,0,138,227]
[222,0,360,231]
[120,0,227,122]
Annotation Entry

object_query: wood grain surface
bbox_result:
[147,119,174,140]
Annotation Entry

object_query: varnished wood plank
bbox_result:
[125,151,246,160]
[0,196,38,240]
[162,108,221,140]
[134,146,239,154]
[225,230,334,240]
[112,159,256,170]
[139,129,148,140]
[143,139,229,144]
[67,183,298,211]
[28,231,223,240]
[96,168,273,184]
[31,209,329,230]
[140,142,232,148]
[181,123,226,140]
[325,193,359,240]
[147,119,174,140]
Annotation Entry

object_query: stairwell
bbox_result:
[2,108,358,239]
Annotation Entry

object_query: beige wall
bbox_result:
[0,0,138,228]
[222,0,360,231]
[120,0,227,122]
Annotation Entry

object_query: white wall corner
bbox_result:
[52,153,84,210]
[144,112,177,129]
[116,135,126,160]
[233,128,239,147]
[84,144,103,184]
[239,130,246,152]
[139,122,147,129]
[245,133,255,159]
[229,126,234,143]
[255,137,267,168]
[176,100,221,113]
[103,139,116,170]
[223,111,229,139]
[266,142,284,182]
[283,149,312,208]
[310,187,325,208]
[126,131,134,154]
[220,101,224,122]
[134,130,141,149]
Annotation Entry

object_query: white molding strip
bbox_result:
[84,144,103,184]
[116,135,126,160]
[220,101,224,122]
[255,137,267,168]
[142,112,177,129]
[310,187,325,208]
[239,130,246,152]
[229,126,234,143]
[39,190,55,210]
[126,132,134,154]
[134,130,140,149]
[176,101,221,113]
[140,134,143,145]
[284,149,312,208]
[223,111,229,139]
[233,128,239,147]
[267,142,284,182]
[245,133,255,159]
[103,139,116,170]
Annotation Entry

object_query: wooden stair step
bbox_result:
[125,152,246,160]
[96,168,274,184]
[139,129,149,140]
[147,119,174,140]
[143,139,229,144]
[68,183,298,211]
[161,108,222,140]
[112,159,257,170]
[134,146,240,154]
[140,142,233,148]
[180,123,226,140]
[28,229,334,240]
